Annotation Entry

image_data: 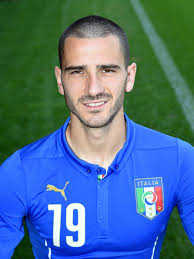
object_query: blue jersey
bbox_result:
[0,114,194,258]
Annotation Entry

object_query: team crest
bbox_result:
[134,177,164,220]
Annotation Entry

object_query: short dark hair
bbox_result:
[58,15,130,69]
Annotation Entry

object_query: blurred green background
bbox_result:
[0,0,193,258]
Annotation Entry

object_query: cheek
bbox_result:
[63,85,84,106]
[110,78,126,95]
[63,76,86,93]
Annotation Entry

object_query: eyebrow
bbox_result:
[64,65,87,72]
[97,64,121,70]
[64,64,121,72]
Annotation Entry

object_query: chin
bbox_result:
[79,113,116,129]
[70,104,122,129]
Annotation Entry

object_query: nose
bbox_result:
[86,72,105,96]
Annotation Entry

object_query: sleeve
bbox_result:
[0,151,27,258]
[176,139,194,245]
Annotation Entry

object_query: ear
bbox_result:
[125,63,137,93]
[55,66,64,95]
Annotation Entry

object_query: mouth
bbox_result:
[83,100,107,109]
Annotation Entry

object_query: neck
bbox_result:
[65,110,127,169]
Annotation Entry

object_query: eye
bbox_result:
[70,70,84,75]
[101,68,116,73]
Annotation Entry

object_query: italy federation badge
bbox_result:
[134,177,164,220]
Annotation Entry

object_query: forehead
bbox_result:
[62,35,125,67]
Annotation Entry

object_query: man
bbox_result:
[0,15,193,259]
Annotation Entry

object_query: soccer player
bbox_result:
[0,15,194,259]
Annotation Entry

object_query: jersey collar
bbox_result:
[60,113,136,176]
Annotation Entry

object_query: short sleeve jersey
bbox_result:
[0,113,194,259]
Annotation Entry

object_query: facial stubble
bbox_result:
[62,76,128,129]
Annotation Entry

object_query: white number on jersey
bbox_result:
[48,203,85,248]
[48,204,61,247]
[66,203,85,247]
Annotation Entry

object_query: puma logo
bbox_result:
[46,181,69,201]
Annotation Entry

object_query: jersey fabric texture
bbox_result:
[0,113,194,259]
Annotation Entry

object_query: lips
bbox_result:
[83,100,107,108]
[85,101,105,107]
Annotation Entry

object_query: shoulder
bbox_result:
[0,122,67,169]
[131,119,194,173]
[132,120,193,158]
[132,120,193,155]
[19,125,66,161]
[0,122,68,184]
[133,121,178,150]
[176,138,194,172]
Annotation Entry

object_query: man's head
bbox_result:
[58,15,130,69]
[55,15,136,129]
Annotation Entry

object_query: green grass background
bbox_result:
[0,0,193,258]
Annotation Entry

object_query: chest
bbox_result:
[26,156,176,256]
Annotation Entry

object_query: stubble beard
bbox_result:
[63,78,127,129]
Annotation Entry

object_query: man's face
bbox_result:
[55,35,136,128]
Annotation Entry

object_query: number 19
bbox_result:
[48,203,85,248]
